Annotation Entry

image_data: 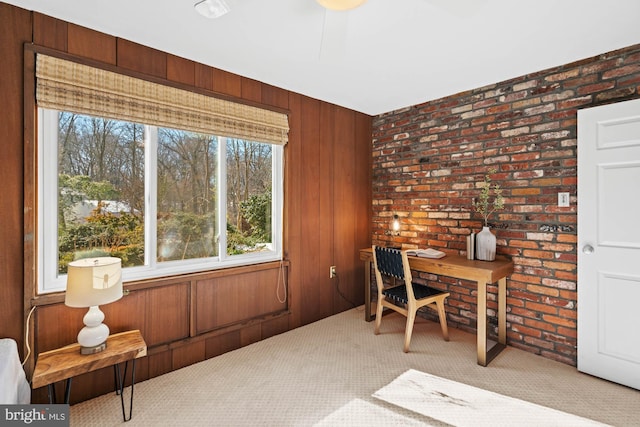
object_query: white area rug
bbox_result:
[314,399,431,427]
[373,369,610,427]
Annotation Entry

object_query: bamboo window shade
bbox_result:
[35,54,289,145]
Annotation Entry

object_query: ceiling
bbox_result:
[7,0,640,115]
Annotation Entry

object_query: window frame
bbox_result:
[37,108,284,294]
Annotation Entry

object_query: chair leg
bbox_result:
[374,300,384,335]
[436,299,450,341]
[403,310,417,353]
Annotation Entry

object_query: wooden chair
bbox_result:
[372,245,450,352]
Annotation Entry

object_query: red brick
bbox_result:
[512,324,543,338]
[542,314,576,328]
[524,318,557,332]
[526,301,558,315]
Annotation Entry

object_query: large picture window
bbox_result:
[39,109,283,293]
[34,54,287,294]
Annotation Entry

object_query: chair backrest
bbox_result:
[372,246,415,299]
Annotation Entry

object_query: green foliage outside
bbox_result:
[240,191,271,242]
[58,176,272,270]
[226,191,272,255]
[58,202,144,273]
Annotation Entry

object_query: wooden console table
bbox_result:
[32,330,147,421]
[360,248,514,366]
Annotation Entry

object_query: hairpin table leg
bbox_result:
[114,360,137,422]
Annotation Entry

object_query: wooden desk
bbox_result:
[360,248,514,366]
[33,330,147,421]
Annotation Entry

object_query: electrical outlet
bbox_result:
[329,266,336,279]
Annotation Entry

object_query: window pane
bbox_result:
[226,138,273,255]
[157,128,218,261]
[40,109,282,294]
[57,111,145,273]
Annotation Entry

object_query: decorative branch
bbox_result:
[473,168,504,227]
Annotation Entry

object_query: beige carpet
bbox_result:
[70,307,640,426]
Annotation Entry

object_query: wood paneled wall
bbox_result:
[0,2,372,404]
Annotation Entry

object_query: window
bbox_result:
[38,109,284,293]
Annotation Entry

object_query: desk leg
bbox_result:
[114,360,137,422]
[477,279,488,366]
[477,278,507,366]
[364,259,373,322]
[498,277,507,345]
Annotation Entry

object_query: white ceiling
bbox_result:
[7,0,640,115]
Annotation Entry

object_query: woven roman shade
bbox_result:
[35,54,289,145]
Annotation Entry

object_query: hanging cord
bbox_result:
[22,306,37,367]
[276,259,287,304]
[333,272,358,308]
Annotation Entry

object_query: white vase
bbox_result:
[476,226,496,261]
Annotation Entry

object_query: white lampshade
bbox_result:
[316,0,367,11]
[65,257,123,308]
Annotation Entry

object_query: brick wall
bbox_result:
[371,44,640,365]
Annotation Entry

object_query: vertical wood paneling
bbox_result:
[0,3,31,348]
[299,96,325,325]
[144,283,190,346]
[354,112,373,298]
[167,54,195,86]
[172,340,206,370]
[261,315,290,340]
[33,12,68,51]
[34,304,83,353]
[284,93,303,327]
[241,76,262,103]
[212,68,242,97]
[333,106,359,311]
[147,349,172,378]
[23,46,37,372]
[116,39,167,78]
[205,331,240,359]
[104,290,147,336]
[240,324,261,347]
[262,84,289,110]
[318,103,336,316]
[68,24,116,64]
[195,268,287,334]
[195,62,213,91]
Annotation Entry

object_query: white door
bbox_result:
[577,98,640,390]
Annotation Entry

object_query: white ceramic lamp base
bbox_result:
[77,305,110,355]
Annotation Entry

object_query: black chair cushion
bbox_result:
[383,283,446,304]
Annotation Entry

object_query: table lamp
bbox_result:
[65,257,123,354]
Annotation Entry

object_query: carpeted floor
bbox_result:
[70,307,640,426]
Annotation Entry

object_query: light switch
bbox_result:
[558,192,570,207]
